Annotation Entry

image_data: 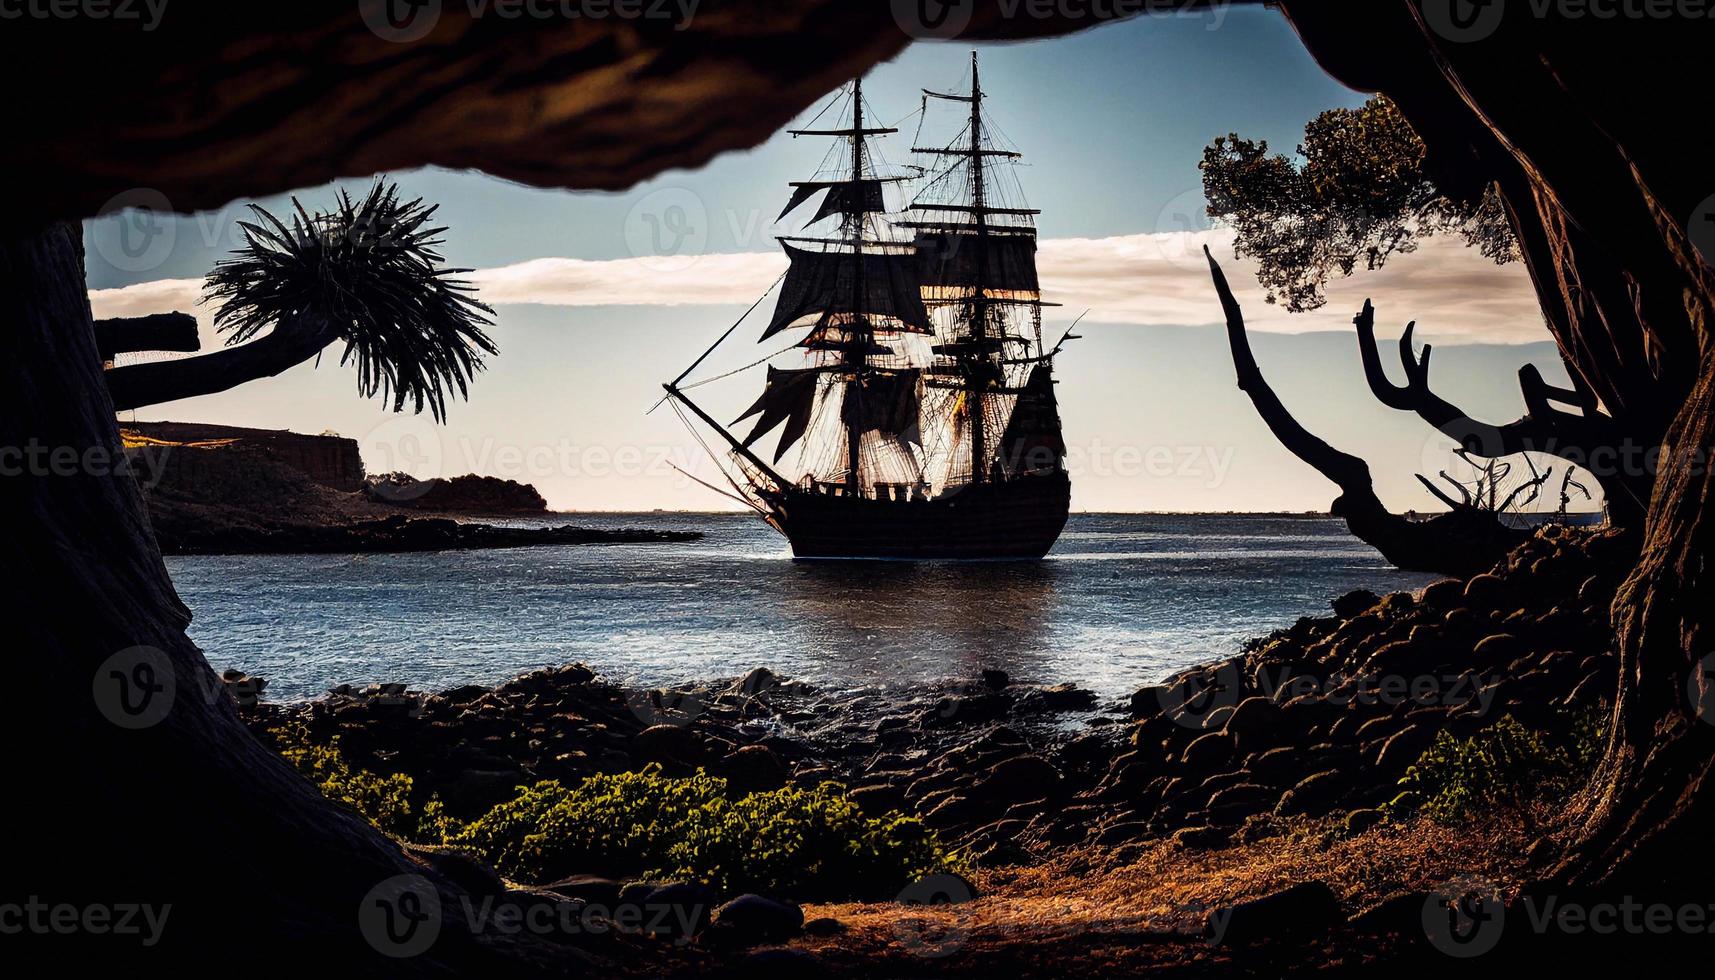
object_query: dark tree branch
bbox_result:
[1207,246,1528,578]
[1209,246,1372,493]
[1498,465,1553,514]
[1353,298,1623,466]
[93,312,199,360]
[1416,473,1467,511]
[104,314,338,412]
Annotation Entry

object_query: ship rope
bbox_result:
[668,398,767,512]
[677,337,803,391]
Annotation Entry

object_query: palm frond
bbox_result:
[204,179,497,422]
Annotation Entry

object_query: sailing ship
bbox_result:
[663,54,1074,559]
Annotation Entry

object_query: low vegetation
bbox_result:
[1388,711,1607,824]
[268,724,962,901]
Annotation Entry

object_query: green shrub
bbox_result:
[657,780,956,900]
[268,721,453,842]
[449,765,962,901]
[1389,711,1607,824]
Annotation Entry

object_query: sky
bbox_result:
[84,10,1570,514]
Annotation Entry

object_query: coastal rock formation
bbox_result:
[365,473,548,513]
[124,421,670,554]
[125,420,365,490]
[164,515,698,556]
[237,522,1626,881]
[1082,525,1627,846]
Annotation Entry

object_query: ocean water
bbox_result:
[167,512,1441,703]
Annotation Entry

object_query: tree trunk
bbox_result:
[0,223,570,972]
[1280,0,1715,908]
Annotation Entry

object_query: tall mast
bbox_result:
[847,77,868,493]
[967,51,988,485]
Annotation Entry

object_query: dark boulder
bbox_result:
[1275,770,1346,817]
[1332,589,1380,620]
[543,874,622,908]
[1206,881,1342,946]
[709,894,803,945]
[718,744,789,795]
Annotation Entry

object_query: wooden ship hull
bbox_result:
[770,473,1070,559]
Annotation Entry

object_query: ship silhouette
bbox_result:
[664,53,1074,559]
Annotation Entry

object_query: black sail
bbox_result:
[734,366,823,462]
[778,179,887,226]
[912,230,1040,294]
[841,369,923,446]
[762,244,934,339]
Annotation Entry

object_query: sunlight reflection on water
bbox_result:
[168,512,1439,702]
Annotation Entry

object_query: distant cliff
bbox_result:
[119,422,607,555]
[365,472,547,514]
[124,421,364,492]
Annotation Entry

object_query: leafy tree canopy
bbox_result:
[1201,95,1518,313]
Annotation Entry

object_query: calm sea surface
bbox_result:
[167,513,1441,703]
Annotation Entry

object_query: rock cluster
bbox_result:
[1068,525,1629,848]
[240,665,1119,832]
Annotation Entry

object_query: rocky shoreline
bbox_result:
[234,524,1627,905]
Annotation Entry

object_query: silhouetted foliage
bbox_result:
[1201,96,1517,312]
[205,180,496,421]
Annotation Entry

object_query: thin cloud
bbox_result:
[89,230,1548,346]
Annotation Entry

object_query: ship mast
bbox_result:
[966,52,989,485]
[906,51,1049,492]
[846,77,869,492]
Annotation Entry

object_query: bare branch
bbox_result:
[1416,473,1467,510]
[1498,465,1553,514]
[1208,246,1371,492]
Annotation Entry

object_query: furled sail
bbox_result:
[840,369,923,446]
[734,366,823,462]
[913,230,1040,294]
[778,179,887,226]
[762,243,934,339]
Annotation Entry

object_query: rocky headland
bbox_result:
[122,421,697,554]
